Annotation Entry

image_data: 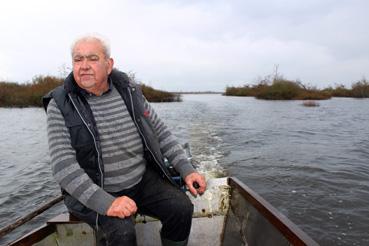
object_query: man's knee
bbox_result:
[180,197,194,217]
[168,194,194,219]
[110,225,136,241]
[160,194,193,241]
[100,217,137,245]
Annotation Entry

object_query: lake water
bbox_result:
[0,94,368,245]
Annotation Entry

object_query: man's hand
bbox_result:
[106,196,137,219]
[184,172,207,196]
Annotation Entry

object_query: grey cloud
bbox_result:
[0,0,368,90]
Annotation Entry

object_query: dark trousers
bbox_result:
[88,167,194,245]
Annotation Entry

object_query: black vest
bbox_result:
[43,69,175,188]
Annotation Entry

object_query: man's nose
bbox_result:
[81,59,90,69]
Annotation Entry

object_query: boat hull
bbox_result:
[9,177,318,246]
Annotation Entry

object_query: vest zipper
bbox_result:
[68,94,103,231]
[127,87,173,183]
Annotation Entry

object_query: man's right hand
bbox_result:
[106,196,137,218]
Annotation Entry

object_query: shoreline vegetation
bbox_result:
[141,84,182,103]
[225,76,369,100]
[0,75,181,108]
[1,73,368,107]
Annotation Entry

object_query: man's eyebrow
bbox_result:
[73,53,99,57]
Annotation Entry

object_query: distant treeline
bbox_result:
[0,75,181,107]
[225,78,369,100]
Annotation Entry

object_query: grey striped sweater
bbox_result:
[47,84,194,215]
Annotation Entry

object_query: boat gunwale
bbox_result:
[8,223,56,246]
[228,177,319,246]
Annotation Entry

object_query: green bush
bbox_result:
[224,86,254,96]
[225,79,331,100]
[256,79,302,100]
[351,79,369,98]
[0,76,63,107]
[323,85,352,97]
[141,84,181,102]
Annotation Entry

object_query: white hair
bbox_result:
[71,34,111,58]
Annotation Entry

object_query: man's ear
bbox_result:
[107,58,114,74]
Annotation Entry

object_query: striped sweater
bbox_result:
[46,84,194,215]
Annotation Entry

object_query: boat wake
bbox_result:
[187,123,226,179]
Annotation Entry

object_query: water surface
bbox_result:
[1,95,368,245]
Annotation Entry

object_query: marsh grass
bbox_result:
[141,84,182,102]
[351,79,369,98]
[225,78,369,100]
[0,76,63,107]
[225,79,331,100]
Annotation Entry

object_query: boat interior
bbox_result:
[10,177,318,246]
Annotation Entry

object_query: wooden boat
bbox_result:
[7,177,318,246]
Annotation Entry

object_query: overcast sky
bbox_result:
[0,0,368,91]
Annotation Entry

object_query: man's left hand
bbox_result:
[184,172,207,196]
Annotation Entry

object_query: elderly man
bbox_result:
[44,35,206,246]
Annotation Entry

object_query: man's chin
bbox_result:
[79,80,96,89]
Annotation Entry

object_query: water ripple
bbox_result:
[1,97,369,245]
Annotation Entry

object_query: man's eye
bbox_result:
[88,55,99,61]
[73,57,82,62]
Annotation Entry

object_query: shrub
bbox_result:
[0,76,63,107]
[224,85,255,96]
[126,71,181,102]
[256,79,301,100]
[141,84,181,102]
[225,79,331,100]
[351,78,369,98]
[323,85,352,97]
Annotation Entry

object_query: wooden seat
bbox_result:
[47,213,81,224]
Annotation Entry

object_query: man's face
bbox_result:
[72,40,113,92]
